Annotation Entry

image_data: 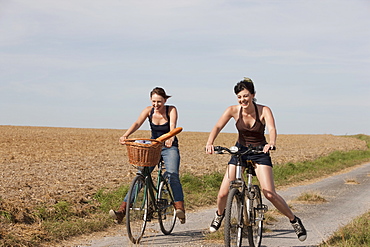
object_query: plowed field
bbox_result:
[0,126,367,244]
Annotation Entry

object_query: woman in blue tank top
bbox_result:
[109,87,185,224]
[205,78,307,242]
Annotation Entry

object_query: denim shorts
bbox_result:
[228,143,273,167]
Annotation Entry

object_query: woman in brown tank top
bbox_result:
[205,78,307,242]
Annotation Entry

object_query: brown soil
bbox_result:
[0,126,367,244]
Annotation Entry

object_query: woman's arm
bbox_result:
[262,105,277,152]
[119,106,151,144]
[165,106,178,147]
[205,106,235,154]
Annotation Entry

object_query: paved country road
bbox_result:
[65,162,370,247]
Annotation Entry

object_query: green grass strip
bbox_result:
[273,149,370,187]
[320,211,370,247]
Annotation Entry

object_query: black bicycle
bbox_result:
[214,145,273,247]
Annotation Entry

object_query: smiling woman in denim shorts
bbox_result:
[205,78,307,242]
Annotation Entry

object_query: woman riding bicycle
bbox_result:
[205,78,307,241]
[110,87,186,224]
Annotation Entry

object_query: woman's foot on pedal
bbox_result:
[109,209,125,224]
[109,201,127,224]
[290,216,307,241]
[209,211,224,233]
[174,201,186,224]
[176,209,186,224]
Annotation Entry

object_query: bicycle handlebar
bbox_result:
[214,145,276,156]
[124,127,183,145]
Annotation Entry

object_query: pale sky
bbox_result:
[1,0,369,135]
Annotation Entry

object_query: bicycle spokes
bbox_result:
[247,186,264,247]
[225,188,243,247]
[158,180,176,235]
[126,175,148,244]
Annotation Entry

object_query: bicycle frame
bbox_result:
[228,157,255,227]
[245,162,256,226]
[139,161,166,215]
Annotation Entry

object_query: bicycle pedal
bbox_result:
[157,199,168,208]
[256,204,268,213]
[144,215,152,222]
[146,210,155,222]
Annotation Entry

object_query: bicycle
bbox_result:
[123,128,182,244]
[214,144,274,247]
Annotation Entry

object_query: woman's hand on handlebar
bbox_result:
[263,144,275,153]
[205,144,214,154]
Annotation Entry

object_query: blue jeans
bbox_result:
[124,146,184,202]
[161,146,184,202]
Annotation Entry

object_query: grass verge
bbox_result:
[273,148,370,187]
[319,211,370,247]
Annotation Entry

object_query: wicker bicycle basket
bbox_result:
[124,139,163,167]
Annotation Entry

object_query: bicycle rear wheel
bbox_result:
[126,175,148,244]
[158,179,176,235]
[224,188,243,247]
[247,185,263,247]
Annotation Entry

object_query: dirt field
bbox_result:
[0,126,367,243]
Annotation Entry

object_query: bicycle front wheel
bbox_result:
[224,188,243,247]
[247,185,263,247]
[126,175,148,244]
[158,179,176,234]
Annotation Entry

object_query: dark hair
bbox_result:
[234,77,256,95]
[150,87,171,99]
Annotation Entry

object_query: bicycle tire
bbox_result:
[224,188,243,247]
[247,185,263,247]
[126,175,148,244]
[158,179,176,235]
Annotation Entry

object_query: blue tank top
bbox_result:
[148,105,179,147]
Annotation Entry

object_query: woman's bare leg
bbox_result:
[216,165,237,215]
[255,164,295,221]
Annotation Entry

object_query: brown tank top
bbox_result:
[236,103,267,147]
